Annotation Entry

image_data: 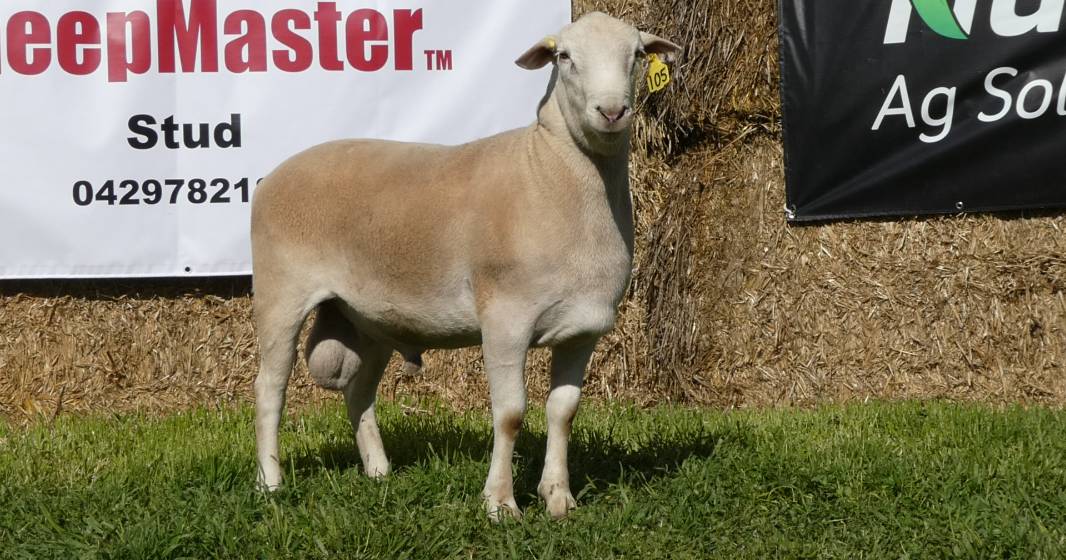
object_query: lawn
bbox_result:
[2,400,1065,558]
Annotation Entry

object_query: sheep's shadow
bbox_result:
[289,410,722,504]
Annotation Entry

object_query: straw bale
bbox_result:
[644,136,1066,407]
[8,135,1064,420]
[637,0,780,153]
[4,0,1066,421]
[1,280,272,420]
[578,0,779,153]
[574,0,647,20]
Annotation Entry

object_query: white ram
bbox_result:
[250,12,680,519]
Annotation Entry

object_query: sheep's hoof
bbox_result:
[484,495,523,522]
[256,476,282,493]
[363,460,391,480]
[538,482,577,520]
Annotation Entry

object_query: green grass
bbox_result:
[2,401,1066,559]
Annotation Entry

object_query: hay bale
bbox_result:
[5,0,1066,421]
[641,136,1066,407]
[574,0,647,20]
[578,0,779,153]
[0,280,276,419]
[638,0,779,154]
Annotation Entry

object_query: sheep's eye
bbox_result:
[556,51,571,62]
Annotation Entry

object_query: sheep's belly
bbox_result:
[533,299,619,348]
[337,299,483,350]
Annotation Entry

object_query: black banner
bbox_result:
[780,0,1066,222]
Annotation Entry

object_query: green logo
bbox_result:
[885,0,1064,44]
[911,0,969,39]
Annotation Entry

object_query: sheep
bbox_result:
[250,11,681,520]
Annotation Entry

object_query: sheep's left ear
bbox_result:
[640,32,682,64]
[515,36,558,70]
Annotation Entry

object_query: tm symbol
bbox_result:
[424,49,453,71]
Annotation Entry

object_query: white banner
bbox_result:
[0,0,570,278]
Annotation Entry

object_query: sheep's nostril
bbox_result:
[597,106,629,124]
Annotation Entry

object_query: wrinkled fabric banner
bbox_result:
[0,0,570,278]
[780,0,1066,222]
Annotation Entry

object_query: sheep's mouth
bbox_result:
[590,121,632,136]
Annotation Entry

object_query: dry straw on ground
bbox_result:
[3,0,1065,421]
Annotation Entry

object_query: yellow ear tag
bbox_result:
[647,54,670,93]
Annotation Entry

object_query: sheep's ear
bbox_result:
[515,36,558,70]
[640,32,682,64]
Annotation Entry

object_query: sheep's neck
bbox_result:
[533,86,634,256]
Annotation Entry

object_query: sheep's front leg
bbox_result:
[539,341,596,519]
[480,319,532,521]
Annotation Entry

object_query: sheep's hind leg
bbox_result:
[539,341,596,519]
[307,301,393,478]
[254,294,313,491]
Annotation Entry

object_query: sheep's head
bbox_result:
[516,12,681,155]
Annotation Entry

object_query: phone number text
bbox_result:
[72,178,259,207]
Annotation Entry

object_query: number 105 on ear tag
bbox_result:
[647,54,670,93]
